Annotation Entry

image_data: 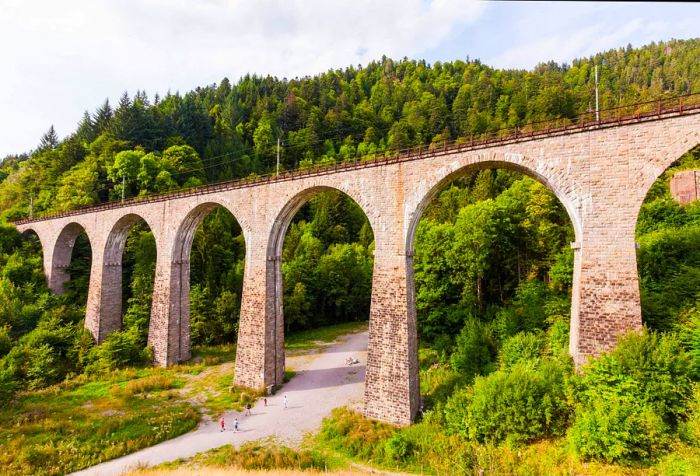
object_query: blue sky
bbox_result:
[1,1,698,157]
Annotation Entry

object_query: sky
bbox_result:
[0,1,698,157]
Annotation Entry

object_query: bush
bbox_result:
[569,331,695,463]
[573,331,694,427]
[679,307,700,377]
[0,325,11,358]
[499,331,545,369]
[493,280,550,339]
[318,407,395,460]
[85,329,150,373]
[385,432,413,462]
[445,360,570,445]
[25,343,62,389]
[569,395,670,464]
[0,366,17,406]
[449,318,496,382]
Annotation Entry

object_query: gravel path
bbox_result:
[71,330,368,476]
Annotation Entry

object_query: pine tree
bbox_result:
[38,125,59,151]
[93,99,113,133]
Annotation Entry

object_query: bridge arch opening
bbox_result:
[51,222,92,307]
[267,187,374,395]
[96,213,157,351]
[634,144,700,333]
[406,164,577,409]
[171,202,246,362]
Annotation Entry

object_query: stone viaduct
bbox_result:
[12,106,700,426]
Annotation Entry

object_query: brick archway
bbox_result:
[49,222,92,295]
[166,201,248,363]
[85,213,157,344]
[404,157,582,371]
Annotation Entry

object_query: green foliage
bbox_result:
[449,318,497,382]
[637,227,700,332]
[569,395,671,464]
[85,329,151,373]
[499,331,546,369]
[318,407,394,461]
[445,360,571,446]
[679,307,700,377]
[0,367,17,406]
[569,331,695,463]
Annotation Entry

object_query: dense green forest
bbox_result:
[1,38,700,470]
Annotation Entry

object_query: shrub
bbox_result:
[573,331,694,427]
[25,343,62,389]
[0,366,17,405]
[569,331,695,463]
[385,432,413,462]
[318,407,395,460]
[569,395,670,464]
[0,325,11,358]
[85,329,150,373]
[449,318,496,382]
[499,331,545,369]
[445,360,570,446]
[197,441,326,470]
[493,280,550,339]
[678,306,700,378]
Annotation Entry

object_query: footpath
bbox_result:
[71,330,368,476]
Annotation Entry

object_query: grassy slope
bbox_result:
[0,321,367,476]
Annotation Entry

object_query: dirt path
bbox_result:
[71,330,368,476]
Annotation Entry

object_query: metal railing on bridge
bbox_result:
[12,92,700,225]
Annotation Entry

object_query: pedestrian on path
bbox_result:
[233,418,239,432]
[219,416,226,432]
[283,394,288,409]
[245,403,251,416]
[263,397,267,407]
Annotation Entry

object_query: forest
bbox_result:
[0,37,700,472]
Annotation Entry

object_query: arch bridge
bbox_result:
[13,97,700,425]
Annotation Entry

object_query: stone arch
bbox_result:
[632,137,700,332]
[404,155,582,365]
[406,157,582,256]
[262,185,376,386]
[172,201,249,264]
[632,132,700,228]
[268,184,379,260]
[104,213,157,266]
[89,213,157,343]
[16,227,47,283]
[49,222,93,294]
[168,201,248,362]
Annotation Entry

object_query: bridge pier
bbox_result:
[233,242,285,390]
[85,243,124,343]
[364,249,420,425]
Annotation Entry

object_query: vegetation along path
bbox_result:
[71,328,368,476]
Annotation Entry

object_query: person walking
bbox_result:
[283,394,288,409]
[263,397,267,407]
[233,418,239,432]
[245,402,251,416]
[219,416,226,432]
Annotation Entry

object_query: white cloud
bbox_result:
[487,5,700,69]
[0,0,484,156]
